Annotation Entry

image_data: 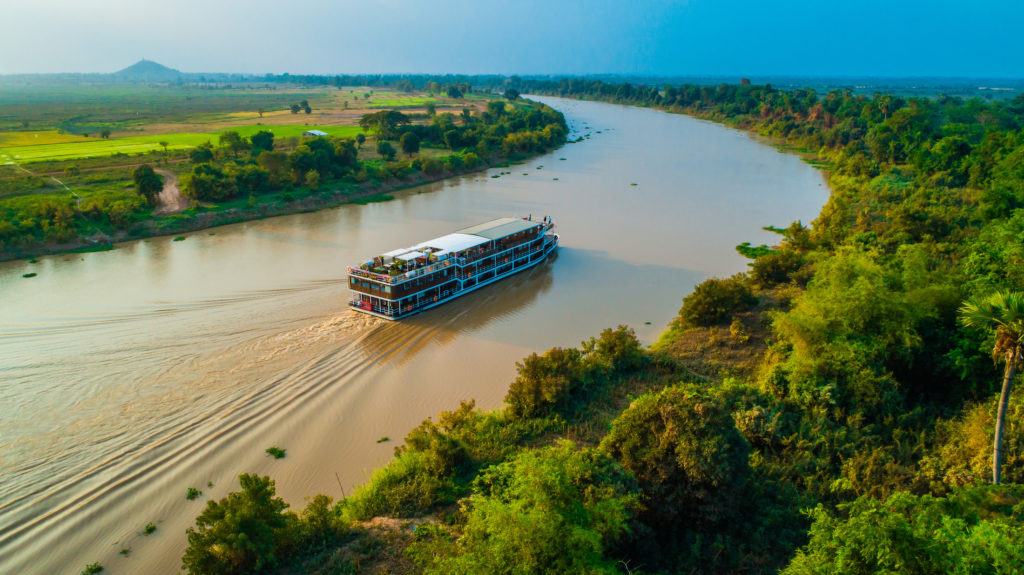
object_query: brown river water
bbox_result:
[0,97,827,574]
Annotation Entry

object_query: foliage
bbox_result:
[132,164,163,205]
[675,274,756,328]
[415,441,640,575]
[399,131,420,156]
[783,486,1024,575]
[182,474,296,575]
[265,446,286,459]
[600,386,751,566]
[375,140,396,161]
[505,347,584,419]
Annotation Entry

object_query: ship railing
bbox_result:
[348,259,454,285]
[456,236,547,266]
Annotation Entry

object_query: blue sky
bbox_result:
[0,0,1020,77]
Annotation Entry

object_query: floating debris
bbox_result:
[22,272,37,278]
[173,236,185,242]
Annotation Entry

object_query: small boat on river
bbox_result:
[348,217,559,319]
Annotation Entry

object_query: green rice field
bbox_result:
[0,125,364,164]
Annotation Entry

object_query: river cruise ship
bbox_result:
[348,217,558,319]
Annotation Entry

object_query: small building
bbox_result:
[303,130,328,137]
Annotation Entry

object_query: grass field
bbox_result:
[0,125,364,163]
[367,96,438,108]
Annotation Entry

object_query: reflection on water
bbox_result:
[0,97,827,575]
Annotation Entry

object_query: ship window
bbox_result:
[385,286,391,293]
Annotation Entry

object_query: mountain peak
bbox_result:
[113,59,181,81]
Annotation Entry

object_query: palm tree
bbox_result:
[960,291,1024,484]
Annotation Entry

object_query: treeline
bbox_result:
[1,99,566,255]
[179,99,566,203]
[176,83,1024,574]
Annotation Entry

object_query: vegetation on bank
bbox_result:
[176,80,1024,574]
[0,92,566,260]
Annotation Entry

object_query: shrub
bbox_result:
[182,474,296,575]
[676,274,756,328]
[749,250,806,287]
[585,324,646,373]
[783,486,1024,575]
[415,442,640,574]
[265,446,286,459]
[504,347,584,419]
[600,386,751,537]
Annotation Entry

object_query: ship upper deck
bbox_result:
[348,217,551,283]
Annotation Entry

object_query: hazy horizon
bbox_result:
[1,0,1022,78]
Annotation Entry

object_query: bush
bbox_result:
[784,486,1024,575]
[415,441,640,574]
[504,347,584,419]
[676,274,756,328]
[182,474,296,575]
[586,324,646,373]
[750,250,806,287]
[600,386,751,567]
[340,451,456,521]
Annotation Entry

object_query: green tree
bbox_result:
[600,387,751,529]
[424,102,436,117]
[182,474,296,575]
[159,141,169,155]
[419,442,639,575]
[400,132,420,157]
[290,103,301,114]
[189,142,214,163]
[218,131,246,158]
[100,129,111,139]
[675,274,756,328]
[249,130,274,154]
[376,140,396,161]
[446,86,463,99]
[960,291,1024,484]
[504,88,520,100]
[359,110,410,140]
[132,164,164,205]
[355,132,366,148]
[784,486,1024,575]
[256,151,288,185]
[505,347,583,419]
[304,170,320,190]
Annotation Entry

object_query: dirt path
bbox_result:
[154,169,189,215]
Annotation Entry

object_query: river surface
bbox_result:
[0,97,827,574]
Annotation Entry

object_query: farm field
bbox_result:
[0,125,364,163]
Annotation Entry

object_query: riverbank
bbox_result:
[0,157,508,262]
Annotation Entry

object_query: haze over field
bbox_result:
[1,0,1022,77]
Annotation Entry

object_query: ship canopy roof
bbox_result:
[363,218,545,263]
[414,233,487,256]
[456,217,540,240]
[395,250,425,260]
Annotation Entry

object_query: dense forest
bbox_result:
[171,81,1024,574]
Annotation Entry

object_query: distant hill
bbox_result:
[112,59,182,82]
